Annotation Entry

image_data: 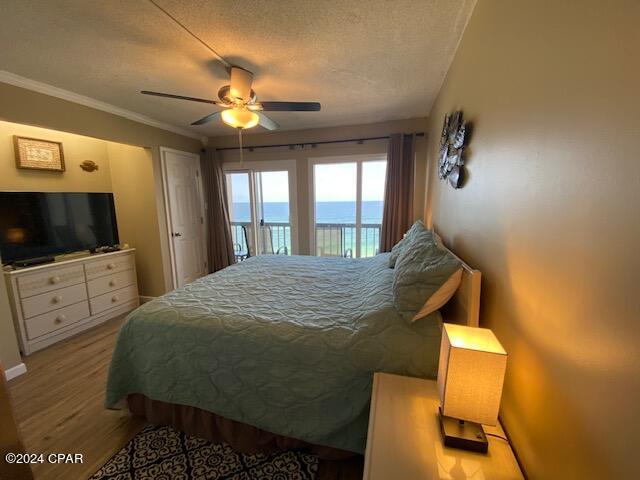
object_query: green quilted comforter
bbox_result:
[105,253,442,453]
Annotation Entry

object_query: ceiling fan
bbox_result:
[141,66,321,131]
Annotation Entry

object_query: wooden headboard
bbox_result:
[437,234,481,327]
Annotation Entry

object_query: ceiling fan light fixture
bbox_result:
[221,108,259,129]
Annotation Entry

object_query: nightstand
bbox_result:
[363,373,523,480]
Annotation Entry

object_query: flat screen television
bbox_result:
[0,192,119,264]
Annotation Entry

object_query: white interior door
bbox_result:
[161,148,207,288]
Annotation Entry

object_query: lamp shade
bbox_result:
[437,323,507,426]
[221,108,259,129]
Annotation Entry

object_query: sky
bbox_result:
[315,161,387,202]
[228,171,289,203]
[227,160,387,204]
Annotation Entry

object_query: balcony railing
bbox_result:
[231,221,291,260]
[315,223,381,258]
[231,221,381,260]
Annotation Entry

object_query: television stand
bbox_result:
[90,245,121,254]
[4,248,139,355]
[13,255,55,268]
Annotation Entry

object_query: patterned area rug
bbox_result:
[90,424,318,480]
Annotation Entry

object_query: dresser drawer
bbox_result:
[87,269,136,298]
[90,285,138,315]
[21,283,88,319]
[17,265,85,298]
[85,253,135,280]
[24,301,90,340]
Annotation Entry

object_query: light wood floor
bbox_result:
[7,315,145,480]
[7,315,362,480]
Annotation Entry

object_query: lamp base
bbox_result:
[438,407,489,453]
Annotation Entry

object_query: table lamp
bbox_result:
[437,323,507,453]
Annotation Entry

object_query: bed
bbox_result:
[105,243,480,457]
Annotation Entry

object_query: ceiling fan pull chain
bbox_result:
[238,128,244,166]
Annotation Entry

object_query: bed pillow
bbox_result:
[411,267,463,321]
[388,220,432,268]
[392,234,462,323]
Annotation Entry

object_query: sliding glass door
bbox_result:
[226,172,253,259]
[360,160,387,256]
[314,162,357,257]
[254,170,292,255]
[225,161,297,260]
[311,155,387,258]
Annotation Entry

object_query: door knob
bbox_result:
[172,232,182,237]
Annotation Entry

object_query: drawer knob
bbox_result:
[109,280,116,287]
[52,295,62,304]
[111,295,119,303]
[50,276,61,284]
[107,263,116,270]
[54,314,66,324]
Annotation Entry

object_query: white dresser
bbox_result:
[4,249,139,355]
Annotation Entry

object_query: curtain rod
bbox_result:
[214,132,425,152]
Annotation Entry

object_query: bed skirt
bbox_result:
[127,394,355,460]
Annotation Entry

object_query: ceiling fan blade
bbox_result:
[141,90,222,106]
[229,67,254,101]
[256,112,279,131]
[259,101,321,112]
[191,111,222,126]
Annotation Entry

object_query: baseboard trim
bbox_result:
[139,296,156,304]
[4,362,27,381]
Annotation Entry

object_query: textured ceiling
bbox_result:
[0,0,475,137]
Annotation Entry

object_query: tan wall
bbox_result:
[211,118,428,255]
[0,363,32,480]
[0,277,21,374]
[0,81,202,294]
[108,143,165,297]
[0,121,113,192]
[0,82,201,369]
[0,120,169,299]
[425,1,640,478]
[0,121,114,369]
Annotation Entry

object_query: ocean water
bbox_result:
[230,201,384,257]
[231,201,384,224]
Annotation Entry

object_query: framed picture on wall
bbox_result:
[13,135,65,172]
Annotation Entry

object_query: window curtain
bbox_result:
[380,133,415,252]
[201,148,235,272]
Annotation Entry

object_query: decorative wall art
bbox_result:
[14,136,65,172]
[438,111,468,188]
[79,160,99,172]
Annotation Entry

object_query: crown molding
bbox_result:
[0,70,201,140]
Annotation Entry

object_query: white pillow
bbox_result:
[411,267,463,322]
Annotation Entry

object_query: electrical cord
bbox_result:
[148,0,232,69]
[485,432,509,442]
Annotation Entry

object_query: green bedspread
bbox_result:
[105,253,442,453]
